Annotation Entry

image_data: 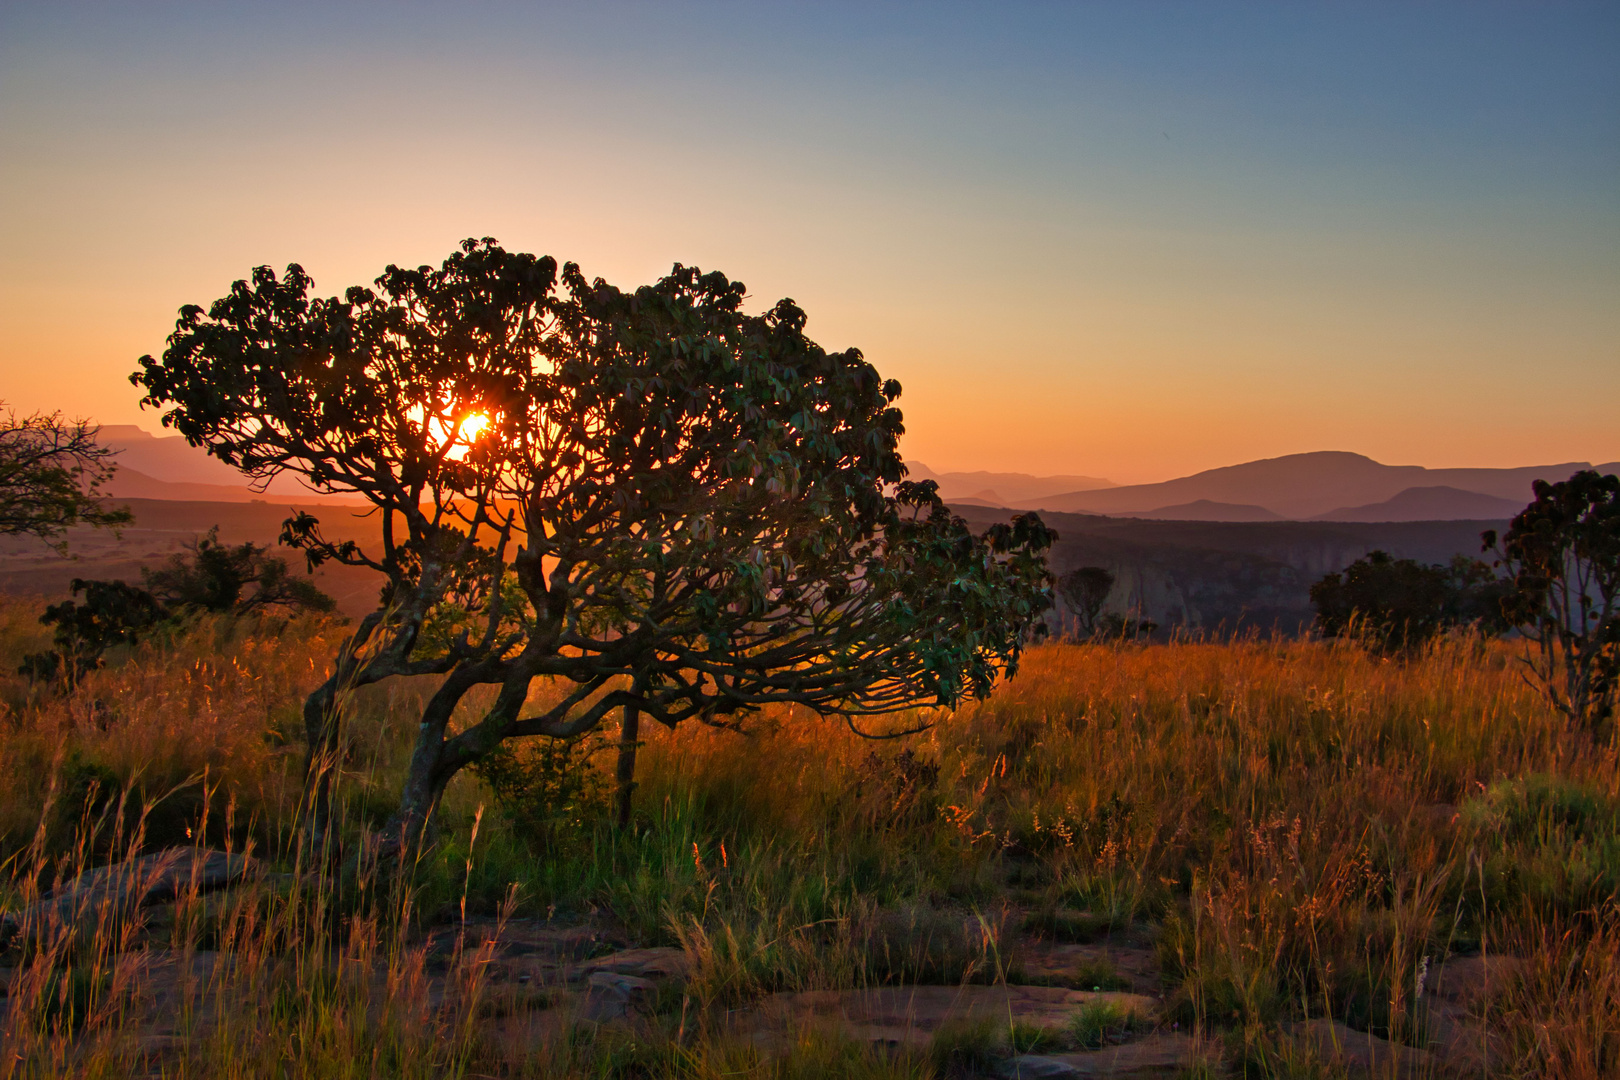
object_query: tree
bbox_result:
[20,527,335,681]
[1485,471,1620,738]
[144,526,337,615]
[20,579,168,682]
[0,404,131,552]
[1057,566,1114,638]
[132,239,1055,851]
[1309,550,1509,653]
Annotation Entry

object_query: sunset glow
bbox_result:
[1,4,1615,483]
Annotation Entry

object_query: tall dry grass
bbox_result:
[0,597,1613,1077]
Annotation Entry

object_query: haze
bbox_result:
[2,2,1616,485]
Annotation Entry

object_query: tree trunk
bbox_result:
[393,744,446,860]
[615,700,641,830]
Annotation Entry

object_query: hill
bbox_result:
[1023,451,1611,519]
[1315,485,1527,522]
[904,462,1114,506]
[1115,500,1283,522]
[99,425,357,503]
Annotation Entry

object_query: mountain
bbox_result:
[101,465,362,505]
[1027,451,1605,520]
[905,462,1114,506]
[1315,486,1527,523]
[99,424,358,503]
[1116,500,1283,522]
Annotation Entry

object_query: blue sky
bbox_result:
[3,2,1616,481]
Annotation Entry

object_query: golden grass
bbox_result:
[0,601,1614,1077]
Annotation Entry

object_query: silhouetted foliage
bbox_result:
[132,238,1055,850]
[1058,566,1114,637]
[1485,470,1620,737]
[19,579,168,682]
[0,403,130,553]
[1310,549,1510,653]
[20,527,334,681]
[144,526,336,616]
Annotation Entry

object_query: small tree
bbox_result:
[133,239,1054,851]
[1486,471,1620,738]
[1310,550,1509,653]
[0,403,130,552]
[20,579,168,682]
[1057,566,1114,638]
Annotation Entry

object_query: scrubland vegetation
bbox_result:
[0,597,1614,1078]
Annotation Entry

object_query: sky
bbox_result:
[2,2,1616,485]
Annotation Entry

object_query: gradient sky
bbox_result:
[2,2,1616,484]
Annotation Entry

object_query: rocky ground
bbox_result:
[0,849,1520,1077]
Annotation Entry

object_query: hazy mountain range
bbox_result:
[99,427,1614,524]
[916,451,1618,522]
[18,430,1612,630]
[99,425,362,504]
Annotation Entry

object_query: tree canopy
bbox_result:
[133,239,1055,846]
[0,404,130,553]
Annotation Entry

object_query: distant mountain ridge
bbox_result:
[905,462,1114,507]
[1313,486,1527,523]
[99,424,362,504]
[1015,452,1618,521]
[1116,500,1283,522]
[96,426,1617,524]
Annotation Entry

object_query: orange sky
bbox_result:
[2,4,1616,486]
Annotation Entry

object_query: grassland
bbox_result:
[0,597,1614,1078]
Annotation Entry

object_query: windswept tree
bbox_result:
[0,403,130,552]
[133,239,1054,849]
[1486,471,1620,738]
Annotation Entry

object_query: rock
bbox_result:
[1,849,260,943]
[579,971,657,1023]
[997,1054,1082,1078]
[1427,954,1523,1006]
[575,946,690,983]
[1285,1018,1435,1076]
[1040,1033,1219,1077]
[1017,942,1161,994]
[742,985,1159,1050]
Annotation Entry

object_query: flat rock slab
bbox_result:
[1427,955,1523,1006]
[1285,1019,1435,1076]
[1019,943,1161,995]
[430,917,619,960]
[3,849,259,939]
[1000,1034,1219,1078]
[745,985,1159,1050]
[423,918,625,981]
[574,946,690,983]
[579,971,659,1023]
